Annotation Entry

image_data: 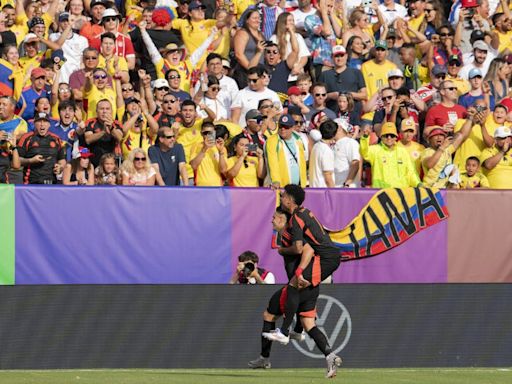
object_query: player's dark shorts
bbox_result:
[267,285,320,318]
[302,255,341,286]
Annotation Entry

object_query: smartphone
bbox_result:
[247,143,258,152]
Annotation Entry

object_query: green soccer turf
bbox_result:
[0,368,511,384]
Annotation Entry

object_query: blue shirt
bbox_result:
[18,88,50,122]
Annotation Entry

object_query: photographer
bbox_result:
[229,251,275,284]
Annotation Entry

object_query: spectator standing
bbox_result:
[481,126,512,188]
[333,118,360,188]
[446,54,471,97]
[398,118,425,178]
[308,119,337,188]
[18,67,50,122]
[425,79,467,135]
[148,127,188,186]
[17,112,66,184]
[458,68,494,110]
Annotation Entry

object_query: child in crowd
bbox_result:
[459,156,490,189]
[296,73,313,107]
[95,153,120,185]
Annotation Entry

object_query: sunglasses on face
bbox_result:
[163,99,177,104]
[382,95,394,101]
[294,120,304,125]
[164,135,175,139]
[104,16,117,22]
[84,56,98,60]
[157,86,170,91]
[94,74,107,80]
[448,61,461,67]
[382,134,397,139]
[248,78,260,84]
[315,93,327,97]
[122,87,134,92]
[134,157,146,161]
[439,33,453,37]
[168,75,180,80]
[210,86,220,91]
[435,74,446,79]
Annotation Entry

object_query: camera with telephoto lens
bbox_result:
[243,262,255,277]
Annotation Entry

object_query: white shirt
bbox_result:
[291,8,317,29]
[458,52,496,80]
[197,97,228,120]
[49,32,89,83]
[231,87,281,127]
[218,75,239,118]
[309,141,334,188]
[378,3,408,26]
[334,136,360,187]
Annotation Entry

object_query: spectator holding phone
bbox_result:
[226,134,265,187]
[189,121,228,186]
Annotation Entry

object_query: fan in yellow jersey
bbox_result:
[361,40,397,120]
[139,21,217,92]
[226,135,266,187]
[458,156,490,188]
[175,100,205,178]
[481,126,512,189]
[189,121,228,186]
[118,97,159,160]
[397,118,425,178]
[83,68,121,120]
[97,32,130,84]
[14,0,59,43]
[0,45,25,101]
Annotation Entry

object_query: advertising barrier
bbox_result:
[0,285,510,369]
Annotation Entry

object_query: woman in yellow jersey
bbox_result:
[226,135,265,187]
[139,21,216,92]
[0,45,26,101]
[342,5,383,50]
[119,97,159,160]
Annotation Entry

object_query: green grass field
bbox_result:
[0,368,510,384]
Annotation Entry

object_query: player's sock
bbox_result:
[261,320,275,358]
[307,326,332,356]
[281,286,300,336]
[293,319,304,334]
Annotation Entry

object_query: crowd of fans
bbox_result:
[1,0,512,189]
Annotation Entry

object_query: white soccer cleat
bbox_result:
[325,353,342,379]
[289,330,306,342]
[262,328,290,345]
[248,355,271,369]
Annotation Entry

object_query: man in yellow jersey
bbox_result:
[361,40,397,121]
[481,126,512,188]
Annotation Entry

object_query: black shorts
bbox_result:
[267,285,320,318]
[302,255,340,286]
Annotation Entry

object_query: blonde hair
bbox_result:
[121,148,152,176]
[275,12,292,60]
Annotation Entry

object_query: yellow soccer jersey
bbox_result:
[190,143,225,186]
[459,171,490,188]
[176,118,204,176]
[226,155,260,187]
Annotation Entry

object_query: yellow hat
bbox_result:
[381,122,398,137]
[401,118,416,132]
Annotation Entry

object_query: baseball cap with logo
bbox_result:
[448,54,462,65]
[494,126,512,138]
[332,45,346,56]
[74,147,94,159]
[34,112,51,122]
[401,118,416,132]
[279,114,295,127]
[470,30,485,44]
[375,40,387,50]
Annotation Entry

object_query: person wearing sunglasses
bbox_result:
[69,48,109,103]
[416,64,448,108]
[148,127,188,186]
[425,79,468,136]
[83,68,119,120]
[360,122,421,188]
[79,0,107,45]
[121,148,157,186]
[139,17,217,93]
[264,113,307,189]
[154,93,181,128]
[446,54,470,97]
[428,24,461,71]
[305,83,337,122]
[166,69,192,104]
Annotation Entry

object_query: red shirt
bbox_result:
[425,103,467,127]
[90,33,135,59]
